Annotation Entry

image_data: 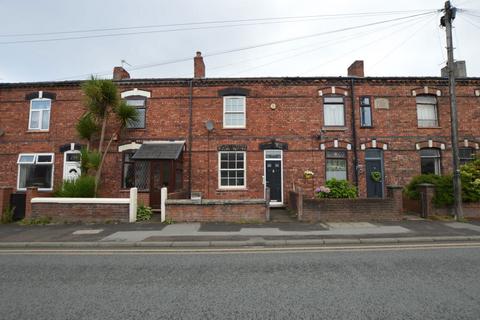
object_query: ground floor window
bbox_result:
[420,148,441,175]
[122,152,150,190]
[326,149,347,180]
[17,153,54,190]
[459,147,476,165]
[219,151,246,188]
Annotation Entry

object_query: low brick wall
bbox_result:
[31,201,130,223]
[291,186,403,222]
[165,199,267,222]
[30,188,138,223]
[412,184,480,218]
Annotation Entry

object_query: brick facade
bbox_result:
[1,56,479,212]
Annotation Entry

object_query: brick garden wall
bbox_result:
[166,199,267,222]
[291,186,403,222]
[31,202,129,223]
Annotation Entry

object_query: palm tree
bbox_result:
[77,77,138,195]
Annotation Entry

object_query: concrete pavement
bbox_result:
[1,220,480,248]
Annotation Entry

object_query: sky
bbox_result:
[0,0,479,82]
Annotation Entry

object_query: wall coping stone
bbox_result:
[166,199,266,205]
[31,197,130,204]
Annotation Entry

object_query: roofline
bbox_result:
[1,76,480,88]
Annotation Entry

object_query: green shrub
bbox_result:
[460,158,480,202]
[315,179,357,199]
[404,159,480,207]
[136,204,153,221]
[54,175,96,198]
[404,174,454,207]
[1,205,15,224]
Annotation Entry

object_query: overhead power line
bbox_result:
[54,11,438,80]
[0,9,434,38]
[0,11,438,46]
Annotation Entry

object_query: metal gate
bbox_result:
[9,193,26,221]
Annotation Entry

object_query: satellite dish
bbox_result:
[205,120,214,132]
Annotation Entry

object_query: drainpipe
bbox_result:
[350,78,359,193]
[188,79,193,196]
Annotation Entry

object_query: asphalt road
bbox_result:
[1,246,480,320]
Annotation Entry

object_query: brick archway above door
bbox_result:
[360,139,388,151]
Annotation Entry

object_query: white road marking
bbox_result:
[72,229,104,235]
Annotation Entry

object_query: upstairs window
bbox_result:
[125,98,146,129]
[17,153,54,190]
[459,147,475,165]
[326,149,347,180]
[218,151,246,188]
[324,96,345,126]
[416,95,438,127]
[420,148,441,175]
[223,96,246,128]
[29,99,51,130]
[360,96,372,127]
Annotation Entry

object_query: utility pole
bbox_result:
[441,1,463,220]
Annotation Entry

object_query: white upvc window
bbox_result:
[29,98,51,130]
[17,153,54,191]
[324,96,345,126]
[416,95,438,127]
[223,96,246,128]
[218,151,246,189]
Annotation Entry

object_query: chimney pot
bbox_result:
[194,51,205,79]
[348,60,364,77]
[113,66,130,80]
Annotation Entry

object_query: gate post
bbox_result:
[161,187,168,223]
[265,187,270,221]
[0,187,13,220]
[129,187,138,223]
[25,187,39,220]
[418,183,435,218]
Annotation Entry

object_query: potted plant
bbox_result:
[304,170,314,179]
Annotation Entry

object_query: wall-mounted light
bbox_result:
[0,129,4,137]
[270,103,277,110]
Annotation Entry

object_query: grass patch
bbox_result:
[19,216,52,225]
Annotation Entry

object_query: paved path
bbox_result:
[1,220,480,247]
[100,222,411,242]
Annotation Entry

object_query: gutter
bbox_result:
[350,78,359,193]
[188,79,193,196]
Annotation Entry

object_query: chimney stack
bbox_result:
[113,66,130,80]
[348,60,364,77]
[194,51,205,79]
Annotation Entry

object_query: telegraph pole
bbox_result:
[441,1,463,220]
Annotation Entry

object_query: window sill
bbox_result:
[360,126,373,129]
[216,188,248,192]
[26,130,49,133]
[417,126,442,129]
[222,127,246,130]
[322,126,347,131]
[126,128,147,131]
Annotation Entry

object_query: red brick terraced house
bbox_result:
[0,53,479,214]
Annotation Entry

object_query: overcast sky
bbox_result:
[0,0,479,82]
